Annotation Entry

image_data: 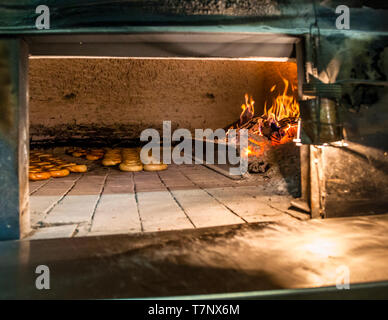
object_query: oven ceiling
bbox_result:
[26,33,299,58]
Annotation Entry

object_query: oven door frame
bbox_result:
[0,32,310,240]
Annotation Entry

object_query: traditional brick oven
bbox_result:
[24,34,303,239]
[0,1,387,242]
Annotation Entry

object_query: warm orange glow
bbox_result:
[271,123,299,146]
[243,147,252,157]
[242,75,299,151]
[263,77,299,124]
[247,138,266,156]
[239,93,255,125]
[229,75,299,155]
[302,238,341,258]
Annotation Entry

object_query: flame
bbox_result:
[245,137,267,157]
[243,147,252,157]
[244,145,263,158]
[248,76,299,150]
[230,76,299,156]
[270,123,298,146]
[239,93,255,125]
[263,77,299,123]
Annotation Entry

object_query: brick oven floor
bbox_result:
[27,163,298,240]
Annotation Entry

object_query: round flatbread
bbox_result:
[143,163,168,172]
[29,172,51,181]
[119,163,143,172]
[86,154,100,161]
[67,165,88,173]
[49,168,70,178]
[102,159,120,166]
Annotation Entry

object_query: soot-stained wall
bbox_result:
[308,34,388,218]
[28,59,297,143]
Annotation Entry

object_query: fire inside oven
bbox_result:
[27,35,303,239]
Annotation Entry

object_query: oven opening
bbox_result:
[2,0,388,300]
[26,38,304,240]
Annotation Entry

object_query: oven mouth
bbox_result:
[23,32,307,240]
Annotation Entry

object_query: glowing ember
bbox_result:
[247,137,267,157]
[227,75,299,155]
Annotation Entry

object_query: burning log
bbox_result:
[229,116,298,142]
[226,77,300,173]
